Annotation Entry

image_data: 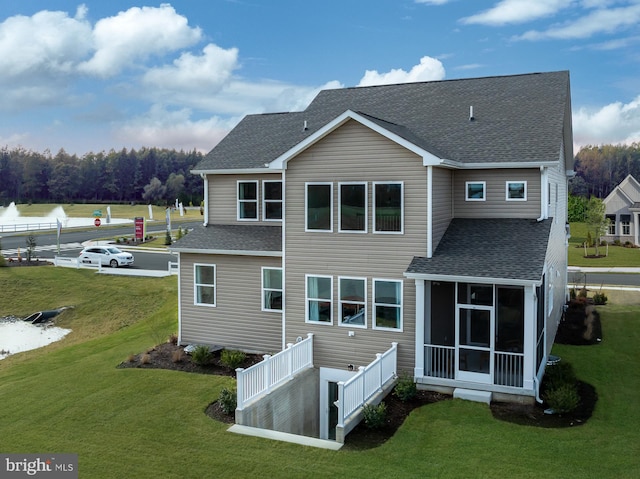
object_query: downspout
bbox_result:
[427,165,433,258]
[537,166,547,222]
[533,375,544,404]
[281,169,286,351]
[200,173,209,226]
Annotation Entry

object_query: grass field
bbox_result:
[1,267,639,478]
[569,222,640,267]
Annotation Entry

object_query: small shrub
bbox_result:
[164,230,172,245]
[543,361,577,392]
[614,239,621,246]
[127,353,136,363]
[168,333,178,345]
[593,292,608,305]
[191,345,211,365]
[569,288,577,300]
[221,349,247,370]
[544,383,580,413]
[172,349,185,363]
[393,372,417,402]
[177,227,183,240]
[140,353,151,365]
[362,402,387,429]
[218,387,237,415]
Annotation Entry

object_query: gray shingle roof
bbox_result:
[406,218,552,282]
[195,71,570,171]
[171,224,281,254]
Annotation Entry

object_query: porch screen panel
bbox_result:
[496,287,524,353]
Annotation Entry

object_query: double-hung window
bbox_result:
[606,215,616,235]
[339,277,366,327]
[263,180,282,221]
[506,181,527,201]
[194,264,216,306]
[373,279,402,330]
[306,183,332,231]
[466,181,486,201]
[374,182,403,233]
[339,182,367,232]
[238,181,258,220]
[621,214,631,235]
[262,267,283,312]
[306,275,332,323]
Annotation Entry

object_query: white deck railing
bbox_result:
[336,342,398,428]
[54,256,101,270]
[494,351,524,388]
[236,333,314,410]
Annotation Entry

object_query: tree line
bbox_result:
[571,143,640,198]
[0,147,205,206]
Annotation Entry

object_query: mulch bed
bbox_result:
[121,319,599,449]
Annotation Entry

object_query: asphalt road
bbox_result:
[0,224,198,271]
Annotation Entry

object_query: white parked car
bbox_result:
[79,246,134,268]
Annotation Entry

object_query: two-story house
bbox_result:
[172,71,573,439]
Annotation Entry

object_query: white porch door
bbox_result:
[456,305,494,383]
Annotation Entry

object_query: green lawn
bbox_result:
[569,222,640,267]
[1,268,639,478]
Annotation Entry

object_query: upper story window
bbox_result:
[262,267,283,312]
[339,277,366,328]
[238,181,258,220]
[194,264,216,307]
[374,182,403,233]
[263,180,282,221]
[373,279,403,330]
[506,181,527,201]
[339,182,367,232]
[306,183,333,232]
[466,181,486,201]
[306,275,333,324]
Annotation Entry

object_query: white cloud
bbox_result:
[79,4,202,77]
[516,3,640,40]
[114,105,237,153]
[415,0,452,5]
[143,44,239,94]
[0,9,92,79]
[573,96,640,148]
[461,0,574,26]
[357,56,446,86]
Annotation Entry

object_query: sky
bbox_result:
[1,0,639,157]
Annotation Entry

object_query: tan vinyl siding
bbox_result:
[207,173,283,225]
[544,155,569,349]
[284,119,427,372]
[453,169,541,218]
[432,167,453,250]
[179,253,282,353]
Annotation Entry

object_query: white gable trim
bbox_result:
[269,110,441,169]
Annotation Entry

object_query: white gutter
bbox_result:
[201,173,208,226]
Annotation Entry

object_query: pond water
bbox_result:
[0,317,71,360]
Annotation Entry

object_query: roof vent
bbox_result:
[303,120,308,131]
[469,106,475,122]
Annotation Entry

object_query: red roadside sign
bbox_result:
[94,218,101,227]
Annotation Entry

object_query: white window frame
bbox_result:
[262,180,283,222]
[338,182,368,233]
[466,181,486,202]
[194,263,216,307]
[606,215,616,235]
[237,180,258,221]
[338,276,367,329]
[372,278,403,331]
[305,274,333,325]
[621,216,631,235]
[506,181,527,201]
[305,182,333,232]
[261,267,283,312]
[373,181,404,234]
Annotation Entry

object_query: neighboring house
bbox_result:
[603,174,640,246]
[172,71,574,437]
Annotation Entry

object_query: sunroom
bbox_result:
[405,218,554,402]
